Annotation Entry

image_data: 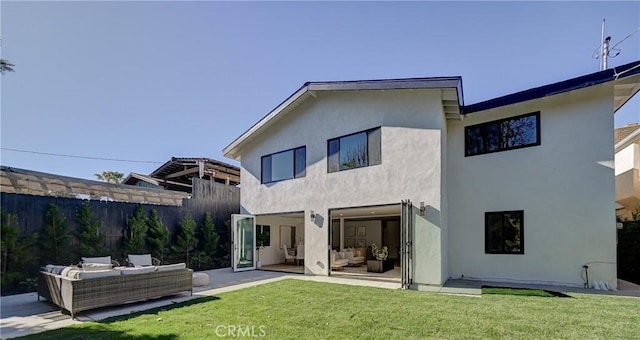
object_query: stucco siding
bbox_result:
[238,89,447,278]
[447,83,617,288]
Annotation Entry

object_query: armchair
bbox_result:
[282,245,296,264]
[296,245,305,266]
[331,251,349,270]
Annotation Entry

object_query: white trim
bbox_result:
[615,127,640,152]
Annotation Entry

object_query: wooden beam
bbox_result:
[164,167,199,179]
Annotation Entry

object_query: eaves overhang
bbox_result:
[222,77,463,160]
[463,60,640,114]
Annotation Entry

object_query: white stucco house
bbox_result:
[223,60,640,290]
[615,123,640,220]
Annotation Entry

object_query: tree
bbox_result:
[42,204,71,264]
[124,206,148,255]
[94,171,124,184]
[200,212,220,256]
[1,210,39,295]
[75,202,106,256]
[173,212,198,267]
[0,59,15,75]
[147,209,170,263]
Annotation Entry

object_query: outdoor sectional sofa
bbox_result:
[38,260,193,318]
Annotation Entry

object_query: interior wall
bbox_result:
[344,220,382,249]
[255,215,304,266]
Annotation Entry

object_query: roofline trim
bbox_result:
[222,77,463,160]
[615,127,640,152]
[463,60,640,114]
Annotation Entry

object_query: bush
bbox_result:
[75,202,107,257]
[124,205,148,255]
[41,204,72,264]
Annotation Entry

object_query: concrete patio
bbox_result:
[2,268,638,339]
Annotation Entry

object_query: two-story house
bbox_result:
[223,60,640,290]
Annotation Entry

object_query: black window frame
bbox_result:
[327,127,381,173]
[256,225,271,247]
[465,112,541,157]
[485,210,524,255]
[260,146,306,184]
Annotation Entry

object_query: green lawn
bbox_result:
[20,279,640,339]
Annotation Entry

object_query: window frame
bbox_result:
[327,127,382,173]
[465,111,541,157]
[484,210,524,255]
[260,146,306,184]
[256,225,271,247]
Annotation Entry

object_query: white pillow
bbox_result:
[82,256,111,264]
[82,263,112,271]
[128,254,152,266]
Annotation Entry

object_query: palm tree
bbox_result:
[0,59,15,75]
[94,171,124,184]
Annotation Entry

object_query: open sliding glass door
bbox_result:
[232,214,256,272]
[400,200,414,289]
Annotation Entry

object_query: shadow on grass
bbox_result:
[17,326,181,340]
[482,286,572,298]
[99,296,221,323]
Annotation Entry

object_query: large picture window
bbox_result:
[485,210,524,254]
[261,146,306,184]
[465,112,540,157]
[327,127,381,173]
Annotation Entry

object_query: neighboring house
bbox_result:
[0,166,188,206]
[223,60,640,290]
[123,157,241,193]
[615,123,640,220]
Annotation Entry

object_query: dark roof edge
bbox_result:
[463,60,640,114]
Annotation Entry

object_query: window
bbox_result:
[256,225,270,247]
[485,210,524,254]
[465,112,540,157]
[261,146,306,184]
[327,127,381,172]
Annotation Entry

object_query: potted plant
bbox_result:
[367,243,393,273]
[256,231,269,268]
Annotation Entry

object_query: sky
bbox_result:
[1,1,639,181]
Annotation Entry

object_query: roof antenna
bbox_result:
[600,19,610,71]
[591,19,611,70]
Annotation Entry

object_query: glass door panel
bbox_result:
[232,214,256,272]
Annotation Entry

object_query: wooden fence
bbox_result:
[1,187,240,259]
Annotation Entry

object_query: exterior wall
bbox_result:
[447,83,618,288]
[615,143,640,219]
[238,89,447,282]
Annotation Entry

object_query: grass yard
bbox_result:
[20,279,640,339]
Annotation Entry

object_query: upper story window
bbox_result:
[261,146,306,184]
[465,112,540,157]
[485,210,524,254]
[327,127,381,173]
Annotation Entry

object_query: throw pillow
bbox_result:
[82,263,113,271]
[81,256,111,264]
[128,254,153,266]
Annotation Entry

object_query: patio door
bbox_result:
[400,200,415,289]
[232,214,256,272]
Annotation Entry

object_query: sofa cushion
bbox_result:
[82,263,113,271]
[128,254,152,266]
[76,269,121,280]
[81,256,111,264]
[119,266,156,275]
[156,263,187,272]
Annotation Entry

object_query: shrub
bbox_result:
[75,202,107,256]
[147,209,170,263]
[124,205,148,255]
[173,212,198,267]
[41,204,72,264]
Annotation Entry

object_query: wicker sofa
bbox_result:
[38,264,193,318]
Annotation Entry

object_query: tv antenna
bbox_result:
[592,19,640,70]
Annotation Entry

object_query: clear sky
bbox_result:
[1,1,639,180]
